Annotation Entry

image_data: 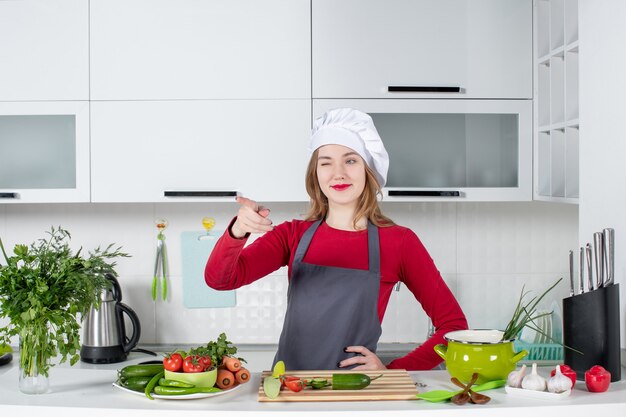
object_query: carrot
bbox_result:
[216,368,235,389]
[235,367,250,384]
[221,356,242,372]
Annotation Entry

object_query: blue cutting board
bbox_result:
[181,231,236,308]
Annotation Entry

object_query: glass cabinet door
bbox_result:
[0,102,89,203]
[313,99,532,201]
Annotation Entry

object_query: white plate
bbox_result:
[505,385,571,400]
[112,382,242,400]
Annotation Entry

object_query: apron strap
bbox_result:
[293,219,380,274]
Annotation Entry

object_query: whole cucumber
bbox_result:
[153,385,222,395]
[118,364,164,379]
[118,375,153,392]
[332,373,382,390]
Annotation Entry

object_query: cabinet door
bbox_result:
[91,100,311,202]
[313,0,532,99]
[0,0,88,101]
[314,99,532,201]
[90,0,311,100]
[0,101,90,203]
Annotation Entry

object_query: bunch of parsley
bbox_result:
[0,227,129,377]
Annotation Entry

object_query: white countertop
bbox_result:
[1,352,625,417]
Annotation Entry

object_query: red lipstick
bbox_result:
[331,184,351,191]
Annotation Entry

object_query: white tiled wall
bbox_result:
[0,201,578,347]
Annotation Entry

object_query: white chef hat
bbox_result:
[309,108,389,187]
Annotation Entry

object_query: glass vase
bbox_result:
[18,326,50,394]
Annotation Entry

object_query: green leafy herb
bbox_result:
[502,277,562,342]
[0,226,129,377]
[187,332,243,367]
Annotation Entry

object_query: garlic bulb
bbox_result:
[506,364,527,388]
[521,363,547,391]
[548,365,573,393]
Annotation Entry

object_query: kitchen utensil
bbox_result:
[152,219,169,301]
[578,247,585,294]
[433,330,528,385]
[451,373,477,405]
[603,228,615,286]
[165,367,217,388]
[593,232,604,290]
[415,379,505,403]
[451,376,491,404]
[585,243,594,291]
[258,369,416,402]
[112,381,242,400]
[568,250,575,296]
[80,273,141,364]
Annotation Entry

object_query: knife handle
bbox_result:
[568,250,575,296]
[579,247,585,294]
[593,232,605,290]
[585,243,594,291]
[603,228,614,286]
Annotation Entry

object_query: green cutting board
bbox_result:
[181,231,236,308]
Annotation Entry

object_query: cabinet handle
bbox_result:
[0,192,18,199]
[388,190,461,197]
[387,86,461,93]
[163,191,238,198]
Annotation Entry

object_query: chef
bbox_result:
[205,108,468,370]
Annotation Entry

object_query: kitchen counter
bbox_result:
[1,353,625,417]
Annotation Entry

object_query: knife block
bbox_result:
[562,284,621,382]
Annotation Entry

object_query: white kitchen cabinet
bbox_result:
[90,100,311,203]
[0,101,90,203]
[534,0,579,203]
[0,0,88,101]
[90,0,310,100]
[314,99,532,202]
[312,0,532,99]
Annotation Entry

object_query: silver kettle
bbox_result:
[80,273,141,363]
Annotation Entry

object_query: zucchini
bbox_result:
[118,364,164,379]
[332,373,382,390]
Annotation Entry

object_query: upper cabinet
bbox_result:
[90,0,311,100]
[0,101,90,203]
[312,0,532,99]
[0,0,89,101]
[534,0,579,203]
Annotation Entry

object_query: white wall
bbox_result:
[579,0,626,349]
[0,201,577,347]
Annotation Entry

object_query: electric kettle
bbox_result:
[80,273,141,363]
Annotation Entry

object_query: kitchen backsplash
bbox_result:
[0,201,577,347]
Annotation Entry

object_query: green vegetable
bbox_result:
[263,376,282,399]
[144,371,165,400]
[186,333,243,369]
[118,364,164,379]
[0,227,129,379]
[118,376,153,392]
[308,378,331,389]
[158,378,194,388]
[153,385,222,395]
[332,373,382,390]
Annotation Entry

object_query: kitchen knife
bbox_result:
[586,243,594,291]
[568,250,575,296]
[593,232,605,290]
[579,247,585,294]
[603,228,615,287]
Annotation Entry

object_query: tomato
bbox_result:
[198,355,212,371]
[284,377,305,392]
[163,353,183,372]
[550,364,577,388]
[585,365,611,393]
[182,356,205,373]
[280,376,301,390]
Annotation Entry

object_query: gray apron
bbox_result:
[273,220,382,370]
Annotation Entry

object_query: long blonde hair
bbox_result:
[304,149,395,229]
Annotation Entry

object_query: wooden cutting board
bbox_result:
[257,369,418,402]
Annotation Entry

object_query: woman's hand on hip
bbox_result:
[230,196,273,238]
[339,346,387,371]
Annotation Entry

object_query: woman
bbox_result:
[205,108,467,371]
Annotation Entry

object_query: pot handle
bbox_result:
[433,344,448,361]
[511,350,528,364]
